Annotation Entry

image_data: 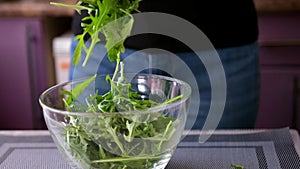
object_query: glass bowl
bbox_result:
[39,73,191,169]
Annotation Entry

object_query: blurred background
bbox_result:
[0,0,299,130]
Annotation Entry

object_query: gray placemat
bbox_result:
[167,127,300,169]
[0,128,299,169]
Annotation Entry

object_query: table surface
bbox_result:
[186,128,300,156]
[0,128,299,169]
[3,128,299,154]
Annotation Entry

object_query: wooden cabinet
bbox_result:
[255,13,300,130]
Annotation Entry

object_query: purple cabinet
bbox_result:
[0,18,48,129]
[255,13,300,129]
[256,64,299,128]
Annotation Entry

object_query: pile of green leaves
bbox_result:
[51,0,183,168]
[61,72,180,169]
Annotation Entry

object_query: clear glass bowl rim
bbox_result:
[39,73,192,117]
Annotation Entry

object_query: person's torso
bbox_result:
[72,0,259,51]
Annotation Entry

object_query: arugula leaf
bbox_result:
[61,74,97,107]
[231,164,245,169]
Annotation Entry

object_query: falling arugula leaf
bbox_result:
[51,0,141,67]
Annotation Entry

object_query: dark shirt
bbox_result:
[72,0,258,52]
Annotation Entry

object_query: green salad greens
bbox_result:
[51,0,141,67]
[51,1,183,168]
[231,164,245,169]
[61,71,181,169]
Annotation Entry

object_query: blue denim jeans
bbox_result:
[69,38,260,130]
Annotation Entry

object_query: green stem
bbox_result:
[82,5,109,66]
[112,54,121,81]
[163,94,183,104]
[118,62,125,83]
[158,120,173,150]
[107,126,126,155]
[91,155,162,163]
[50,2,89,13]
[82,35,99,66]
